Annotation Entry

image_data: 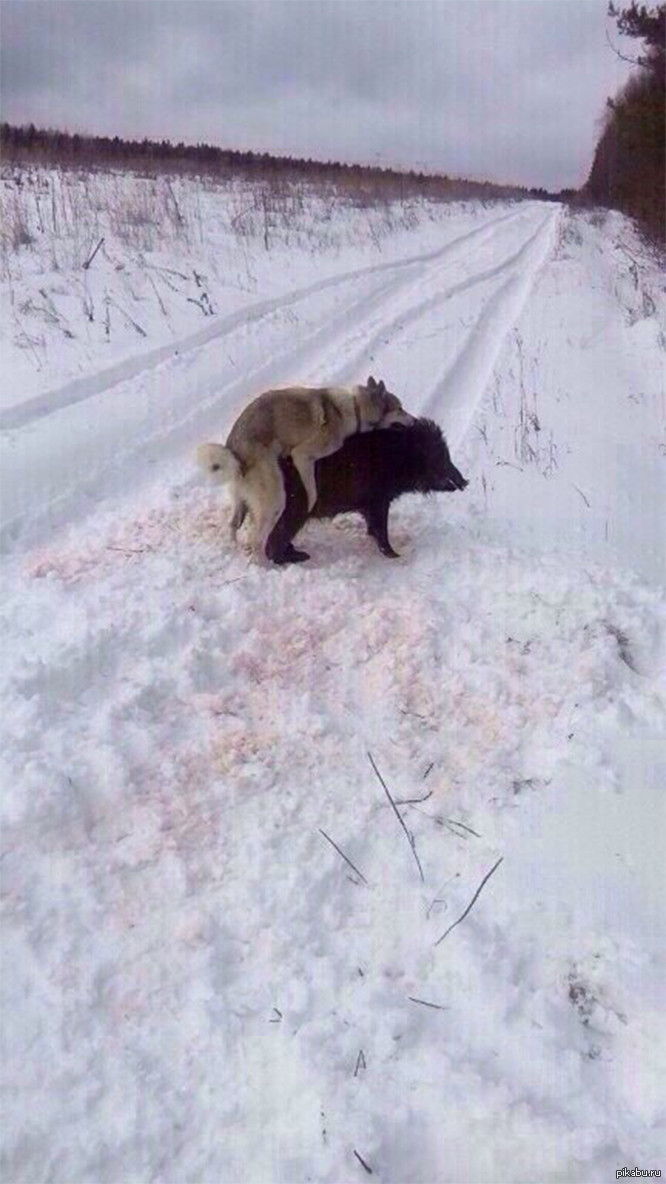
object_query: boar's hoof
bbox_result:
[272,543,311,565]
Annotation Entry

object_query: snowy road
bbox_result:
[0,201,554,550]
[1,200,665,1183]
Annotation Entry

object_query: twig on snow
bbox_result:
[423,762,434,780]
[434,857,504,947]
[443,820,469,840]
[354,1050,367,1077]
[446,818,481,838]
[187,294,214,316]
[408,995,449,1012]
[318,828,367,885]
[106,545,152,556]
[571,483,591,508]
[147,272,168,317]
[108,298,146,337]
[395,790,433,806]
[426,896,447,918]
[147,262,189,281]
[353,1149,373,1175]
[408,804,468,840]
[400,707,427,721]
[427,872,461,918]
[367,752,424,883]
[231,204,253,230]
[82,236,105,270]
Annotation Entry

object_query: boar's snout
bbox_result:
[436,465,468,492]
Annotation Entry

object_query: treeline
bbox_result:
[586,3,665,241]
[0,122,555,204]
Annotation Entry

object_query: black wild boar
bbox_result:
[265,417,468,564]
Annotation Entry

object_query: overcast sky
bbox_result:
[1,0,635,189]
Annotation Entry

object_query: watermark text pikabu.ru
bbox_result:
[616,1170,661,1179]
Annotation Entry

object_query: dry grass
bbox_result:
[0,162,510,284]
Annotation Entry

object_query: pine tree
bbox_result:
[586,4,665,241]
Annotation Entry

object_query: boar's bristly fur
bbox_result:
[266,416,468,564]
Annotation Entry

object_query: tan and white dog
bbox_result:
[197,376,413,554]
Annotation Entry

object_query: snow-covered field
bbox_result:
[1,171,665,1183]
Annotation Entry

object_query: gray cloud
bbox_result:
[1,0,635,188]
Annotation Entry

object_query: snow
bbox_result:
[1,172,665,1183]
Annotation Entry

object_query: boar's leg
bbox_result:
[265,457,311,564]
[270,541,311,565]
[364,500,399,558]
[265,515,311,564]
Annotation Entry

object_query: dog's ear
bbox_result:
[368,376,386,395]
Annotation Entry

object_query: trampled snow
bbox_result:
[0,170,664,1183]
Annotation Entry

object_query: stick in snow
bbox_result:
[354,1050,367,1077]
[82,237,104,270]
[353,1150,373,1175]
[106,545,151,556]
[108,298,146,337]
[426,896,446,919]
[408,996,449,1012]
[367,752,424,883]
[395,790,433,806]
[408,804,468,841]
[434,857,504,947]
[446,818,481,838]
[571,483,591,508]
[318,829,368,885]
[400,707,427,721]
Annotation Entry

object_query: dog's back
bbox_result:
[226,389,325,461]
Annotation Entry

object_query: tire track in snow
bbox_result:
[421,207,561,446]
[0,204,530,433]
[196,204,533,407]
[174,203,541,431]
[327,211,558,389]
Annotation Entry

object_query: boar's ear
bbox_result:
[367,375,377,390]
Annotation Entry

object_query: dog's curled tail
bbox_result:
[197,442,242,487]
